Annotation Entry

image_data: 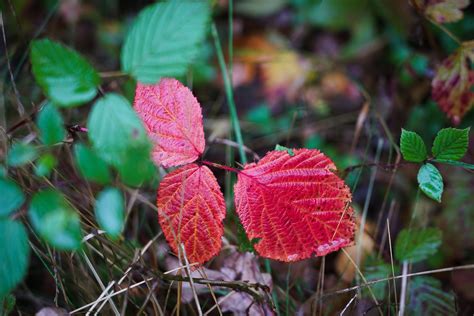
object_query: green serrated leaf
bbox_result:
[87,93,149,167]
[395,228,442,263]
[432,127,470,161]
[121,1,210,83]
[275,144,295,156]
[0,179,25,217]
[31,39,100,107]
[362,255,397,301]
[417,163,444,202]
[7,143,38,167]
[29,189,82,250]
[433,159,474,170]
[73,143,112,185]
[400,129,427,162]
[95,187,125,239]
[408,276,456,316]
[0,219,30,299]
[34,153,57,177]
[36,103,66,145]
[116,142,155,187]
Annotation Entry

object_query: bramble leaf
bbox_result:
[413,0,470,23]
[417,163,444,202]
[37,103,66,145]
[0,178,25,217]
[34,153,57,177]
[29,189,82,250]
[408,276,456,315]
[73,143,112,185]
[88,93,149,166]
[134,78,205,168]
[0,219,30,299]
[157,164,226,264]
[432,41,474,124]
[234,149,355,261]
[31,39,100,107]
[400,129,428,162]
[395,227,442,263]
[432,127,470,161]
[7,143,38,167]
[121,1,210,83]
[95,188,125,239]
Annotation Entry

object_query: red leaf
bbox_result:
[134,78,205,168]
[234,149,355,262]
[432,42,474,124]
[157,163,226,264]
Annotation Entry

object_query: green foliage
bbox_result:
[235,0,287,17]
[30,39,100,107]
[87,94,154,186]
[395,228,442,263]
[73,143,112,185]
[95,188,125,239]
[88,93,147,166]
[0,294,16,315]
[408,276,456,316]
[36,103,66,145]
[0,179,25,217]
[29,189,82,250]
[34,153,57,177]
[275,144,295,156]
[0,219,30,299]
[121,0,210,83]
[6,143,38,167]
[362,255,394,301]
[417,163,444,202]
[432,127,470,161]
[400,129,427,162]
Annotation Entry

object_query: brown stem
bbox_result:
[201,160,241,174]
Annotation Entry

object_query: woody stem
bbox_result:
[201,160,241,174]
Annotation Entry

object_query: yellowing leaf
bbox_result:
[432,41,474,124]
[413,0,470,23]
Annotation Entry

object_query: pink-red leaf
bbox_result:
[234,149,355,262]
[157,163,226,264]
[134,78,205,168]
[432,42,474,124]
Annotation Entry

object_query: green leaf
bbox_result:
[36,103,66,145]
[1,294,16,315]
[0,219,30,299]
[417,163,444,202]
[121,1,210,83]
[31,39,100,107]
[408,277,456,316]
[87,93,149,166]
[7,143,38,167]
[432,127,470,161]
[395,228,442,263]
[432,159,474,170]
[94,187,125,239]
[34,153,57,177]
[0,178,25,217]
[116,142,155,187]
[275,144,295,156]
[235,0,287,17]
[362,255,396,301]
[29,189,82,250]
[73,143,112,185]
[400,129,427,162]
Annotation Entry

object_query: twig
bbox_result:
[398,261,409,316]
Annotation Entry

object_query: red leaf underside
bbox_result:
[234,149,355,262]
[134,78,205,168]
[432,44,474,124]
[157,164,226,264]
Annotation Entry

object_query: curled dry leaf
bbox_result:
[134,78,205,167]
[234,149,355,262]
[412,0,469,23]
[157,163,226,264]
[432,42,474,124]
